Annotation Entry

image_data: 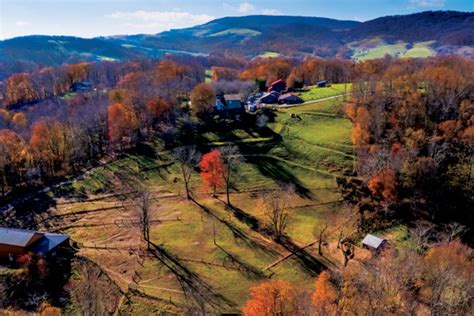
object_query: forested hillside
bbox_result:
[1,11,473,79]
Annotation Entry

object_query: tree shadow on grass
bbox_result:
[148,242,236,313]
[245,155,313,199]
[190,197,280,257]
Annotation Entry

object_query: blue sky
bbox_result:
[1,0,472,39]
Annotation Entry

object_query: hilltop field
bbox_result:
[22,94,380,313]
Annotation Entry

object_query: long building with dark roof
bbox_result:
[0,227,69,260]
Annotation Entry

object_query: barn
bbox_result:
[278,93,304,105]
[0,228,69,260]
[259,91,280,104]
[268,79,287,93]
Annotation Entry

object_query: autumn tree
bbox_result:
[199,149,225,197]
[189,83,215,117]
[243,280,298,316]
[107,102,139,150]
[30,120,70,177]
[0,129,30,195]
[312,271,338,315]
[173,146,201,200]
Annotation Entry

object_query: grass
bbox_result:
[256,52,281,58]
[298,83,351,102]
[209,28,261,38]
[205,69,212,83]
[351,40,436,61]
[43,96,359,312]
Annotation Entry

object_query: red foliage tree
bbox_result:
[199,150,225,196]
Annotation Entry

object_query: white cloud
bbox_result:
[238,2,256,13]
[223,2,280,15]
[15,21,30,27]
[408,0,445,8]
[261,9,281,15]
[107,10,214,31]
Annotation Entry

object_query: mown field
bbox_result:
[351,40,436,61]
[298,83,352,102]
[36,97,362,313]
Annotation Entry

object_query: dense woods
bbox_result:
[1,52,473,314]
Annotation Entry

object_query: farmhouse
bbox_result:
[268,79,286,93]
[278,93,304,105]
[216,94,244,115]
[0,228,69,260]
[361,234,386,253]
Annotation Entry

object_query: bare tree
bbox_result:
[340,242,355,267]
[219,146,243,206]
[173,146,201,200]
[136,187,152,249]
[263,186,294,240]
[313,223,328,256]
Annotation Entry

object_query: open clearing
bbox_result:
[33,97,365,313]
[298,83,352,102]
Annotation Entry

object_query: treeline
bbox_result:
[342,56,474,235]
[242,241,473,315]
[0,58,205,197]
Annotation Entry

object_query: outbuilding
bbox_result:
[317,80,328,88]
[268,79,287,93]
[361,234,386,253]
[278,93,304,105]
[259,91,280,104]
[0,227,69,260]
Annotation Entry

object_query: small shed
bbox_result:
[278,93,304,105]
[317,80,327,88]
[361,234,386,253]
[268,79,286,93]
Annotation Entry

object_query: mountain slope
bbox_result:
[1,11,473,77]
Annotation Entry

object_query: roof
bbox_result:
[317,80,327,84]
[362,234,386,249]
[270,79,286,86]
[224,94,241,101]
[279,93,301,100]
[0,228,42,247]
[30,233,69,255]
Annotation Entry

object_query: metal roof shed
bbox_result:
[362,234,386,251]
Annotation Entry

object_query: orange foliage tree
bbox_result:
[107,102,139,149]
[242,280,297,316]
[189,83,215,117]
[30,120,70,177]
[367,168,397,203]
[312,271,338,315]
[0,129,30,195]
[199,150,225,196]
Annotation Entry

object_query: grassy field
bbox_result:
[351,40,436,61]
[256,52,281,58]
[205,69,212,83]
[36,97,365,313]
[209,28,261,37]
[298,83,352,102]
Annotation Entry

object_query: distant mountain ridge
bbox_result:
[1,11,473,78]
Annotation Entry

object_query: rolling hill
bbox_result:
[0,11,473,78]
